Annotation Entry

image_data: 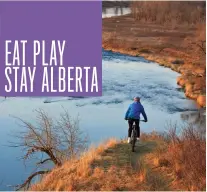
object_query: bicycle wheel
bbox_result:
[131,126,137,152]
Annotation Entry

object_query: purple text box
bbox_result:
[0,1,102,96]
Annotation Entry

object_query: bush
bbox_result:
[139,48,151,54]
[164,124,205,190]
[171,59,184,65]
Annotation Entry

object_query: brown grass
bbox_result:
[30,127,206,191]
[145,126,206,191]
[131,1,205,26]
[30,137,169,191]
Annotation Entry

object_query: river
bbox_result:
[102,7,131,18]
[0,49,201,190]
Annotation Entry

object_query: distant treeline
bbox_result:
[131,1,206,25]
[102,1,130,8]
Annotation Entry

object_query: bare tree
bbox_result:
[130,1,205,26]
[194,23,206,55]
[184,22,206,59]
[11,108,88,190]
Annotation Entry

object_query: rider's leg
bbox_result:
[128,120,133,143]
[135,120,140,140]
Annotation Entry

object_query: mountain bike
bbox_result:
[131,120,145,152]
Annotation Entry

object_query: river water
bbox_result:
[102,7,131,18]
[0,49,200,190]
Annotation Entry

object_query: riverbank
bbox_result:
[30,128,205,191]
[102,14,206,107]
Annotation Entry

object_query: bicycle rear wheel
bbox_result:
[131,126,137,152]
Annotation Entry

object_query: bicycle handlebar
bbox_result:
[125,118,146,122]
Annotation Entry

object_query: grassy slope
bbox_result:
[30,129,206,191]
[30,138,172,191]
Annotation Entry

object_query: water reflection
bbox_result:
[102,7,131,18]
[180,109,206,135]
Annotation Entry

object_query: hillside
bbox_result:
[30,130,205,191]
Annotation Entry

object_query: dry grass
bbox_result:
[145,125,206,191]
[30,126,206,191]
[30,137,169,191]
[131,1,205,26]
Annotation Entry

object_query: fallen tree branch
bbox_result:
[16,170,50,191]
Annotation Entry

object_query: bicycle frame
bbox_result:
[130,119,145,152]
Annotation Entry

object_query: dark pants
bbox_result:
[128,119,140,138]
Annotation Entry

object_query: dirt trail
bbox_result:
[90,140,172,190]
[92,140,155,169]
[130,141,156,168]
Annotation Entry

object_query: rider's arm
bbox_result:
[141,106,148,122]
[125,104,131,119]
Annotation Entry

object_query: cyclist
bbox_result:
[125,96,148,143]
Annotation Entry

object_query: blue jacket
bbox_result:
[125,101,147,121]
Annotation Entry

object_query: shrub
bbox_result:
[163,124,205,190]
[139,48,151,54]
[171,59,184,64]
